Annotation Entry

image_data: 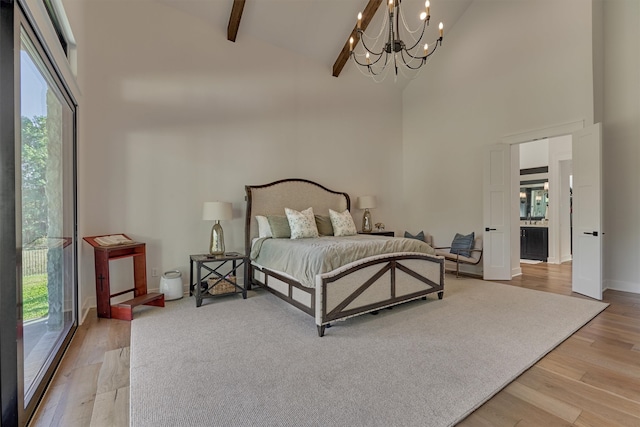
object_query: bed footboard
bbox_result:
[315,253,444,337]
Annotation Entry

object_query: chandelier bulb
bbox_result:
[389,0,394,13]
[349,37,354,52]
[439,22,444,37]
[424,43,428,56]
[357,12,362,29]
[425,1,430,16]
[420,11,427,21]
[366,52,371,65]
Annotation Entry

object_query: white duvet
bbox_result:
[250,234,435,288]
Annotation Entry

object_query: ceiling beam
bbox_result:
[227,0,246,42]
[332,0,383,77]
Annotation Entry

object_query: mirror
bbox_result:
[520,180,548,220]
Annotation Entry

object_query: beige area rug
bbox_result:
[130,277,607,427]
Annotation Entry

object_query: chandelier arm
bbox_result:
[399,3,430,38]
[358,31,385,57]
[403,20,428,52]
[400,50,425,70]
[424,38,442,59]
[360,6,388,42]
[351,51,387,67]
[401,36,442,62]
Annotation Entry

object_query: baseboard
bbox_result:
[560,255,573,263]
[80,295,96,325]
[604,279,640,294]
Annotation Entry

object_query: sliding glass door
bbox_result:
[19,26,76,407]
[1,1,76,424]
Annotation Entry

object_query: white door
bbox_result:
[572,123,603,299]
[483,144,511,280]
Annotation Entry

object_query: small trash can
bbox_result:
[160,270,183,301]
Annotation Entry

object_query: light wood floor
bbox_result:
[28,263,640,426]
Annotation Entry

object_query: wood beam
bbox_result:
[332,0,383,77]
[227,0,246,42]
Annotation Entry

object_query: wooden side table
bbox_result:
[83,234,164,320]
[189,252,248,307]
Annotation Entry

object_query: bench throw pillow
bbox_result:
[404,231,425,241]
[450,232,474,257]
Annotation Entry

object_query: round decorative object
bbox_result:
[159,270,183,300]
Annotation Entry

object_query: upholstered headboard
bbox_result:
[244,179,350,254]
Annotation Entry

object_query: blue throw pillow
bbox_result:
[450,232,474,257]
[404,231,425,241]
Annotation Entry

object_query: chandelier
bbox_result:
[349,0,444,80]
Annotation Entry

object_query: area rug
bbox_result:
[130,277,607,427]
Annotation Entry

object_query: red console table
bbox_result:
[83,234,164,320]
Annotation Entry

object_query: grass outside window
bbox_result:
[23,274,48,321]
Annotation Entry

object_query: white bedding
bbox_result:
[250,235,436,288]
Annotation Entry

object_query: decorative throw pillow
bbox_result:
[285,207,319,239]
[450,232,475,257]
[404,230,425,241]
[329,209,357,237]
[315,215,334,236]
[255,215,272,238]
[267,215,291,238]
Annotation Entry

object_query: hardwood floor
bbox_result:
[460,263,640,427]
[28,263,640,426]
[28,313,130,427]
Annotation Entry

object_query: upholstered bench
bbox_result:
[435,235,483,278]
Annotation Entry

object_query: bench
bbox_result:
[435,236,483,278]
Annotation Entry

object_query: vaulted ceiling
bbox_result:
[158,0,472,78]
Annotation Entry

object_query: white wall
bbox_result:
[402,0,593,264]
[519,139,548,170]
[73,1,405,315]
[602,0,640,293]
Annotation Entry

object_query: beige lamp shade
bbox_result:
[356,195,377,210]
[202,201,233,221]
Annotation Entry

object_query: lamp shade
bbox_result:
[202,202,233,221]
[356,195,377,210]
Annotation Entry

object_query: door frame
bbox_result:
[499,120,585,278]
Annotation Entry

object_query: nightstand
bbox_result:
[358,230,395,237]
[189,252,248,307]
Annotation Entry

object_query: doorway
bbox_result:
[515,136,573,271]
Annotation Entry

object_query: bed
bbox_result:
[244,178,445,336]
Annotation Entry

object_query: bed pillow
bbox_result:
[267,215,291,238]
[285,207,319,239]
[329,209,358,237]
[315,215,334,236]
[404,230,425,241]
[450,232,475,257]
[255,215,273,238]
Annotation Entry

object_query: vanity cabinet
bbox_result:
[520,227,548,261]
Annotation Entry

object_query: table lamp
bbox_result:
[202,201,233,255]
[356,195,377,233]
